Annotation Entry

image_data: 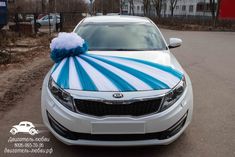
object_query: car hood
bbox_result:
[12,125,19,128]
[50,50,184,92]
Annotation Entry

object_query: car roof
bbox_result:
[19,121,33,125]
[82,15,151,23]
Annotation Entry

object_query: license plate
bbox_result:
[91,121,145,134]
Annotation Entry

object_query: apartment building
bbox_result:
[121,0,217,17]
[162,0,217,17]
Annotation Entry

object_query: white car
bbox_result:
[10,121,38,135]
[41,16,193,146]
[33,14,60,28]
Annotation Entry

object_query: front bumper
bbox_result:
[41,73,193,146]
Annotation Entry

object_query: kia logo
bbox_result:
[113,93,123,98]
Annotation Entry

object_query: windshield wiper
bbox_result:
[88,48,141,51]
[108,49,144,51]
[88,48,163,51]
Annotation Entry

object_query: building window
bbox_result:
[141,6,144,11]
[182,5,186,11]
[176,5,179,10]
[189,5,194,12]
[196,3,214,12]
[196,3,204,11]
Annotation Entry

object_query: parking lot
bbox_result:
[0,29,235,157]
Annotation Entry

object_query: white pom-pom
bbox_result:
[50,32,85,51]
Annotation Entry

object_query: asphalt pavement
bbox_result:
[0,29,235,157]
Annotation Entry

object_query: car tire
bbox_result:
[29,128,37,135]
[10,128,17,135]
[36,23,41,28]
[0,25,4,30]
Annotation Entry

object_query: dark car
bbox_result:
[0,0,7,29]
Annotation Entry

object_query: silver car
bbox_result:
[34,14,60,28]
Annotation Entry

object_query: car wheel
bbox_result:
[29,128,37,136]
[10,128,18,135]
[36,23,41,28]
[0,25,3,30]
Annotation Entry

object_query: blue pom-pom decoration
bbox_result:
[50,42,88,63]
[50,32,88,63]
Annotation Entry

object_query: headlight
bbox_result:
[48,77,75,111]
[160,76,186,112]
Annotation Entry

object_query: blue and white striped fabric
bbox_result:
[51,55,183,92]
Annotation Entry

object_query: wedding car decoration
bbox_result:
[50,32,88,63]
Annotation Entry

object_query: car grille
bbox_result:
[74,98,163,117]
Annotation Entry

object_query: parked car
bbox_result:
[96,12,103,16]
[32,14,60,28]
[37,14,46,19]
[41,16,193,146]
[106,13,120,16]
[10,121,38,135]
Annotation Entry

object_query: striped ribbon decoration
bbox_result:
[51,55,183,92]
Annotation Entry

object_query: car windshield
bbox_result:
[75,22,167,51]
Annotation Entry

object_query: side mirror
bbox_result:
[168,38,182,49]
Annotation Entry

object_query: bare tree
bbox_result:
[93,0,103,14]
[143,0,150,16]
[214,0,221,26]
[41,0,47,13]
[94,0,120,15]
[170,0,178,16]
[152,0,162,18]
[209,0,216,21]
[216,0,221,20]
[210,0,221,26]
[120,0,125,14]
[129,0,134,15]
[9,0,43,14]
[8,0,88,14]
[162,2,167,17]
